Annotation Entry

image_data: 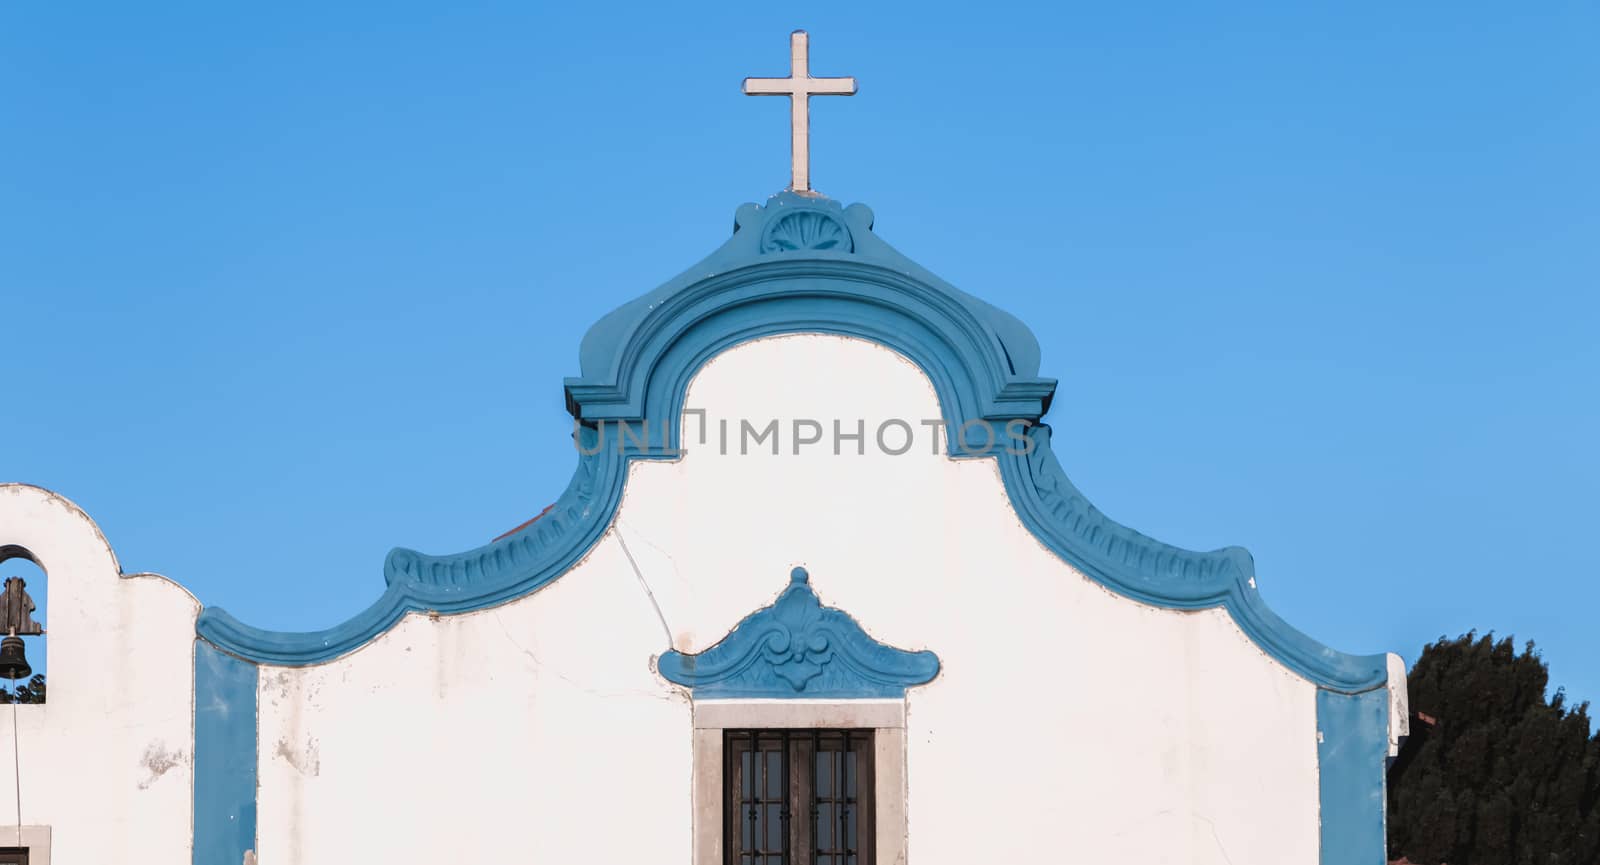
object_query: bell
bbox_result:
[0,636,30,681]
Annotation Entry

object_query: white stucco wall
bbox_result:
[254,542,687,863]
[252,334,1339,864]
[0,485,200,864]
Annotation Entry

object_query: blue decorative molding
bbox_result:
[1004,423,1388,693]
[193,640,258,865]
[658,567,939,698]
[1317,688,1391,864]
[762,207,853,253]
[197,435,626,665]
[561,192,1056,430]
[194,189,1389,702]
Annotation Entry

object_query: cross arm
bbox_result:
[743,77,798,95]
[742,76,858,96]
[806,76,857,95]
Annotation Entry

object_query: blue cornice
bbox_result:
[658,567,940,698]
[195,191,1389,696]
[564,192,1056,429]
[196,430,631,665]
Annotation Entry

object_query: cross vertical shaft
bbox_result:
[743,30,857,193]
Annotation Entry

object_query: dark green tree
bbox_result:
[1389,633,1600,864]
[0,674,45,704]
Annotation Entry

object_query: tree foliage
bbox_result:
[1389,633,1600,864]
[0,674,45,704]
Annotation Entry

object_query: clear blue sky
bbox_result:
[3,4,1596,705]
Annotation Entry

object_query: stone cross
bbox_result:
[743,30,857,193]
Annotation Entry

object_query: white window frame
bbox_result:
[692,699,906,865]
[0,825,50,865]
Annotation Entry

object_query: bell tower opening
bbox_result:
[0,548,45,705]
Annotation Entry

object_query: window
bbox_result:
[724,729,874,865]
[0,827,48,864]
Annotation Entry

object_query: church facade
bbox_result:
[0,32,1406,865]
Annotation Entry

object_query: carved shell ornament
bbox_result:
[760,209,854,254]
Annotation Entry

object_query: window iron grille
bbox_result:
[724,729,873,865]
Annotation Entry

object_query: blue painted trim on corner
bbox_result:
[194,640,258,865]
[1317,688,1390,864]
[193,190,1388,696]
[658,567,940,698]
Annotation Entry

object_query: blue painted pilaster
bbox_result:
[194,639,258,865]
[1316,688,1390,864]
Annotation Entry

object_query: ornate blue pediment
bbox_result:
[657,568,940,698]
[194,190,1390,698]
[561,192,1057,432]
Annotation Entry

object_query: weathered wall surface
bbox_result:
[252,335,1341,864]
[0,485,200,864]
[254,542,687,862]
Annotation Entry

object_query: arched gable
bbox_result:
[197,191,1386,697]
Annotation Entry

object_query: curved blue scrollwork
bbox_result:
[195,190,1388,698]
[657,567,940,698]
